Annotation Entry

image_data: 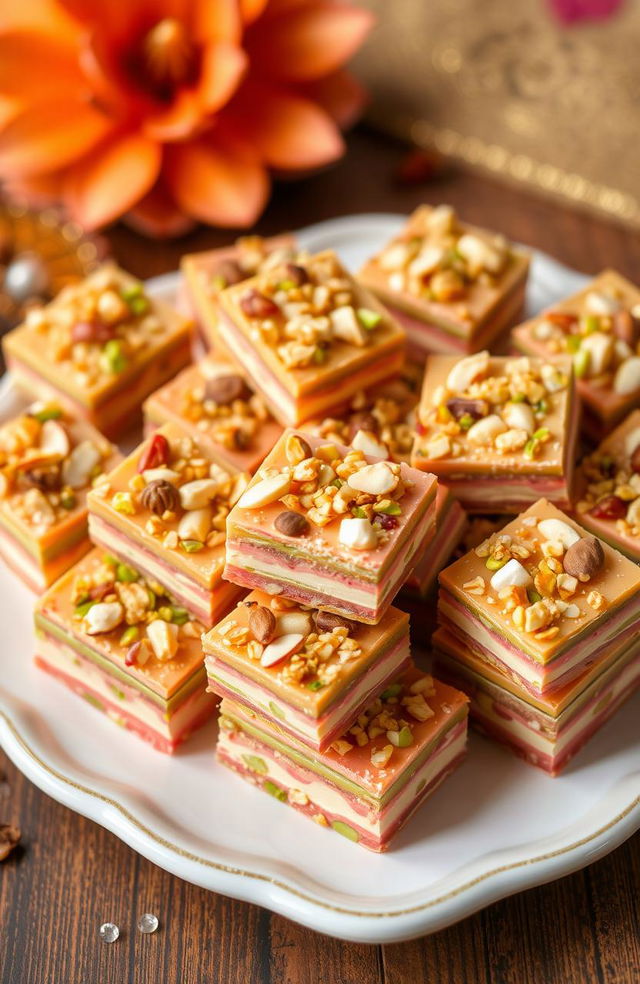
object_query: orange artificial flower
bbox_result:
[0,0,372,234]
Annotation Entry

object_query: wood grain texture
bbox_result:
[1,128,639,984]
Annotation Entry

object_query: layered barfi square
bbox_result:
[180,234,297,350]
[216,250,406,426]
[438,499,640,697]
[411,352,578,512]
[403,485,467,599]
[434,625,640,775]
[511,270,640,439]
[223,429,438,624]
[87,422,248,626]
[143,356,282,474]
[216,666,468,852]
[574,409,640,561]
[204,591,410,751]
[358,205,529,358]
[305,368,421,464]
[3,263,192,439]
[34,550,216,753]
[0,401,118,591]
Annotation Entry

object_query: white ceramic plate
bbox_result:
[0,214,638,944]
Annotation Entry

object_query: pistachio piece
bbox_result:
[274,510,309,537]
[563,536,604,580]
[204,374,249,405]
[140,479,180,516]
[248,605,276,644]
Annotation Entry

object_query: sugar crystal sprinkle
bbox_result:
[137,913,159,934]
[99,922,119,943]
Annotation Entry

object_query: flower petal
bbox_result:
[143,89,204,142]
[198,41,247,113]
[0,31,82,99]
[246,2,374,81]
[0,99,113,176]
[0,0,78,37]
[165,139,269,227]
[191,0,242,43]
[301,69,367,129]
[227,83,344,169]
[64,133,161,229]
[126,181,196,238]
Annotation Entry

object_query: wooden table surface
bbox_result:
[1,128,639,984]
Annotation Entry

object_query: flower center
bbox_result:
[143,19,194,87]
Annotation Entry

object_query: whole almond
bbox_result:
[563,536,605,581]
[315,610,357,634]
[249,605,276,644]
[205,374,249,405]
[274,510,310,537]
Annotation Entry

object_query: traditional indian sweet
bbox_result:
[216,666,469,851]
[411,352,577,512]
[3,263,192,439]
[511,270,640,439]
[216,250,406,426]
[143,356,283,474]
[87,422,248,626]
[34,550,215,753]
[0,401,118,591]
[358,204,530,358]
[203,591,411,751]
[437,499,640,697]
[223,429,438,624]
[403,485,467,599]
[574,409,640,561]
[434,623,640,775]
[180,234,297,350]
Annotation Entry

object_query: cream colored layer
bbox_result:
[36,633,192,737]
[218,722,466,836]
[206,636,409,743]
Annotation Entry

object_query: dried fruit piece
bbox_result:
[137,433,170,473]
[249,605,277,644]
[0,824,21,861]
[274,510,309,537]
[315,610,356,634]
[563,536,605,580]
[240,289,279,319]
[589,495,627,520]
[445,397,487,421]
[140,479,180,516]
[205,374,249,405]
[71,320,115,344]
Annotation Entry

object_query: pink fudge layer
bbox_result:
[404,487,467,597]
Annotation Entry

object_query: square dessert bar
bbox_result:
[143,356,283,474]
[434,625,640,776]
[411,351,578,512]
[3,263,192,440]
[216,250,406,426]
[35,550,216,753]
[438,499,640,697]
[512,270,640,440]
[87,422,248,626]
[403,485,467,599]
[574,409,640,561]
[203,591,411,752]
[358,204,529,358]
[224,429,438,624]
[0,401,118,591]
[216,667,469,852]
[180,234,296,350]
[305,367,421,464]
